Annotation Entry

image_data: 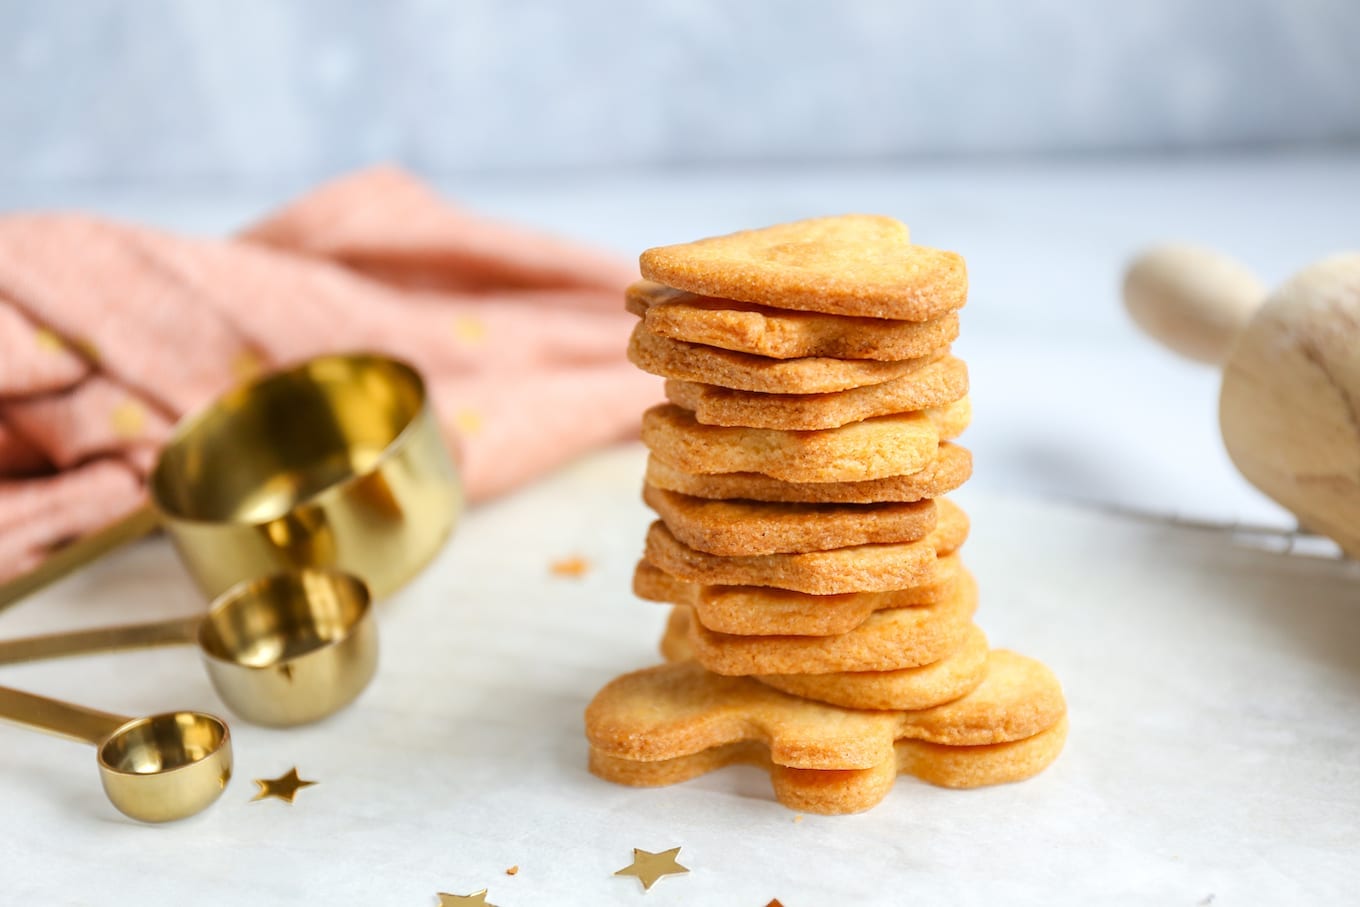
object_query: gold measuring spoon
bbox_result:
[0,569,377,727]
[0,686,231,823]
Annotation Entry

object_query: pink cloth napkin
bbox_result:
[0,166,659,582]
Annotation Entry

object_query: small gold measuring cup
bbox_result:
[0,686,231,823]
[0,353,461,610]
[0,569,376,727]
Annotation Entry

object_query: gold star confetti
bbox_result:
[454,408,483,437]
[232,349,264,380]
[614,846,689,891]
[251,767,317,803]
[110,400,146,439]
[550,555,590,578]
[437,891,496,906]
[453,315,488,345]
[34,327,65,352]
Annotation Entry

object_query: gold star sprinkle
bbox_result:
[251,767,317,803]
[454,408,483,437]
[453,315,488,345]
[110,400,146,439]
[34,327,65,352]
[614,846,689,891]
[437,891,496,906]
[232,349,264,380]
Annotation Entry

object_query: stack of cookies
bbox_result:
[586,216,1066,815]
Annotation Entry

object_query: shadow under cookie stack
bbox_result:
[586,216,1067,815]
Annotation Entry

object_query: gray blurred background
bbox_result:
[2,0,1358,187]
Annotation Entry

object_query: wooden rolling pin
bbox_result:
[1123,246,1360,558]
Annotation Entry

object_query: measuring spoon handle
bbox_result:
[0,685,128,746]
[0,615,202,666]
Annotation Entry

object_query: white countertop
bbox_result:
[0,443,1357,906]
[1,157,1358,904]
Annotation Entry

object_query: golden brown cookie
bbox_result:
[643,484,938,556]
[756,625,990,711]
[638,216,968,320]
[670,571,976,674]
[588,717,1068,814]
[662,609,990,710]
[629,323,932,394]
[642,498,968,595]
[661,582,976,675]
[585,649,1065,767]
[666,358,969,430]
[641,404,965,484]
[634,555,961,636]
[644,443,972,504]
[626,280,961,361]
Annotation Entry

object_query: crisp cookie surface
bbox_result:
[662,609,990,710]
[641,404,964,484]
[643,498,969,594]
[644,443,972,504]
[643,484,938,556]
[666,358,969,430]
[629,323,932,394]
[634,555,962,636]
[626,280,960,361]
[668,576,976,674]
[638,215,968,320]
[585,649,1065,768]
[588,717,1068,814]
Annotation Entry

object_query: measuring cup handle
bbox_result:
[0,615,202,666]
[0,686,128,746]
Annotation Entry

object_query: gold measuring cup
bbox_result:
[0,352,461,610]
[0,686,231,823]
[0,569,376,727]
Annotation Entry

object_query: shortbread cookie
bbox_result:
[629,324,931,394]
[645,443,972,504]
[660,605,989,710]
[641,404,965,484]
[634,555,961,636]
[664,581,976,674]
[756,625,990,711]
[638,215,968,320]
[586,650,1065,768]
[588,717,1069,814]
[643,484,937,556]
[643,498,968,595]
[626,280,960,360]
[670,573,975,674]
[666,358,969,430]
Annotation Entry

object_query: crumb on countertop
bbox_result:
[550,556,591,578]
[505,865,519,876]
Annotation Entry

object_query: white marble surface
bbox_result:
[1,155,1359,903]
[0,444,1357,905]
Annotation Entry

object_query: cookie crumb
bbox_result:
[550,556,590,578]
[505,866,518,876]
[767,900,785,907]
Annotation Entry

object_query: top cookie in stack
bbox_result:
[586,215,1066,816]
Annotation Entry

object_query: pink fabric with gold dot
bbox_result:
[0,166,660,584]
